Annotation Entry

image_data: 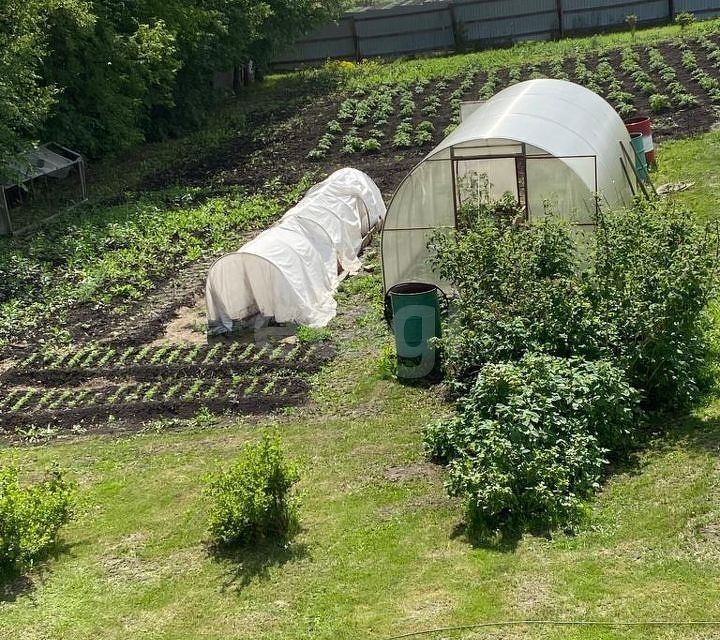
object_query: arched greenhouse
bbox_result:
[381,79,638,293]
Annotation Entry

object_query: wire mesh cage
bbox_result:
[1,143,87,236]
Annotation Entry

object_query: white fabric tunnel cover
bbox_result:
[206,168,386,330]
[382,79,636,294]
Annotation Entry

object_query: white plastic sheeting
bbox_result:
[206,168,385,331]
[382,79,636,293]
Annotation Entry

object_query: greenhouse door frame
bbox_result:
[449,147,600,228]
[450,146,530,226]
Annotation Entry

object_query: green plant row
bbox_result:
[306,36,720,160]
[17,340,324,374]
[0,372,307,419]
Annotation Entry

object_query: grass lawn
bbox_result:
[2,21,720,640]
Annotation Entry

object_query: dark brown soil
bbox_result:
[0,380,310,432]
[0,340,335,436]
[138,38,720,202]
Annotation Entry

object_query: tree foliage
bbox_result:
[0,0,343,160]
[0,0,91,165]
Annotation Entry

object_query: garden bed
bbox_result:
[0,341,334,435]
[142,36,720,197]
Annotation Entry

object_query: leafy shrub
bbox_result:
[425,355,641,533]
[0,464,75,572]
[429,196,716,410]
[206,434,300,547]
[675,12,695,29]
[589,203,716,409]
[429,209,593,385]
[426,182,717,535]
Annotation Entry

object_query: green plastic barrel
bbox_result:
[386,283,443,379]
[630,132,649,181]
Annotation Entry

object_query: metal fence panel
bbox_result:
[354,3,455,55]
[273,0,720,68]
[675,0,720,18]
[455,0,559,42]
[273,18,356,66]
[561,0,669,31]
[361,30,454,56]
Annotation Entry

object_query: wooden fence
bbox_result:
[273,0,720,68]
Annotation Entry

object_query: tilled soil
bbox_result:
[139,37,720,200]
[0,341,334,436]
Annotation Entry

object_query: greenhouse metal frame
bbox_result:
[381,79,637,293]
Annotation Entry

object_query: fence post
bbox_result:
[668,0,675,19]
[556,0,564,38]
[350,15,361,62]
[448,0,459,50]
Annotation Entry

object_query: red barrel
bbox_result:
[625,116,655,165]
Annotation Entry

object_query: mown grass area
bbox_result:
[655,129,720,222]
[1,266,720,640]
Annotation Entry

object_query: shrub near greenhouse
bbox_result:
[427,189,717,534]
[430,199,717,410]
[425,355,641,533]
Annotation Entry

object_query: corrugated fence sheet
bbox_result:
[676,0,720,18]
[561,0,669,32]
[454,0,559,44]
[273,0,719,68]
[355,2,455,57]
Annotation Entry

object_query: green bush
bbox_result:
[675,12,695,30]
[0,464,75,572]
[425,355,641,533]
[206,433,300,547]
[589,204,716,409]
[428,210,605,386]
[429,198,716,410]
[426,185,716,534]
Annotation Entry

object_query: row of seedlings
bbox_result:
[646,46,698,110]
[0,372,309,429]
[678,40,720,103]
[12,340,325,379]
